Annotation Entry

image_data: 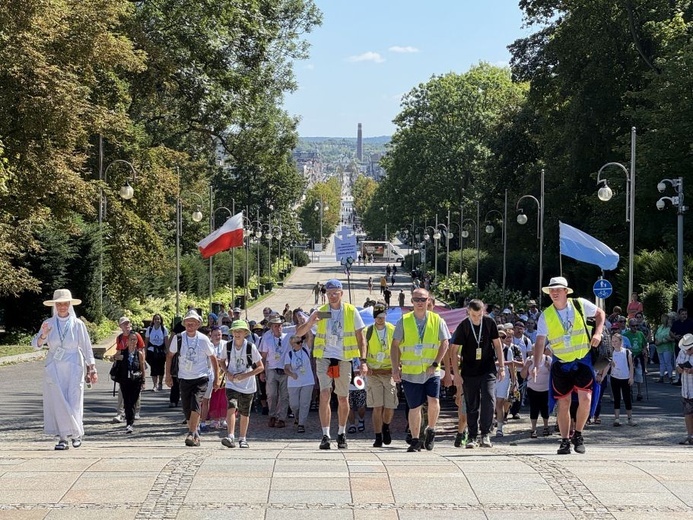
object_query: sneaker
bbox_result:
[382,424,392,445]
[112,414,124,424]
[424,428,436,451]
[319,435,331,450]
[628,418,637,427]
[297,425,305,434]
[613,420,621,427]
[496,428,504,437]
[543,426,551,437]
[221,436,236,448]
[337,433,348,449]
[134,414,141,420]
[407,438,422,452]
[199,423,209,433]
[480,434,493,448]
[571,432,585,454]
[54,439,69,450]
[152,386,158,393]
[125,425,133,434]
[239,439,249,448]
[71,437,82,448]
[466,438,478,449]
[557,438,571,455]
[454,431,468,448]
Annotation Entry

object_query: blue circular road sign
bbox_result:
[593,279,613,299]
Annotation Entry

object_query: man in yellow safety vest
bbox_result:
[533,276,605,455]
[296,279,367,450]
[391,288,450,452]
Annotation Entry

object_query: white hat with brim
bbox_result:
[542,276,573,295]
[680,334,693,352]
[43,289,82,307]
[183,309,202,323]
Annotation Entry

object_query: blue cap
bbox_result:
[324,279,343,290]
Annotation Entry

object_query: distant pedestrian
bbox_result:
[320,283,327,304]
[398,290,405,307]
[383,287,392,307]
[379,276,387,295]
[312,282,321,304]
[391,274,395,286]
[386,264,391,276]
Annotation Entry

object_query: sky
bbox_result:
[282,0,533,138]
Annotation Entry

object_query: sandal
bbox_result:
[348,425,357,434]
[530,430,538,439]
[54,439,69,451]
[358,420,365,432]
[542,426,551,437]
[594,417,602,425]
[297,425,305,433]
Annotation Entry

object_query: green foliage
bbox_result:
[291,248,311,267]
[478,281,533,311]
[641,281,676,326]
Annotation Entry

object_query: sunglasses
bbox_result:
[292,340,303,345]
[412,297,428,303]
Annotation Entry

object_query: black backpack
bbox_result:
[227,341,257,370]
[573,298,613,370]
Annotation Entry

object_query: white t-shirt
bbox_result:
[536,298,599,339]
[282,347,315,388]
[259,331,289,369]
[311,304,366,360]
[611,349,631,380]
[225,340,262,394]
[526,355,552,392]
[169,332,215,380]
[146,326,167,348]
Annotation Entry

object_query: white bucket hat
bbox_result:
[680,334,693,352]
[183,309,203,323]
[43,289,82,307]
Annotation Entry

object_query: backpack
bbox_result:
[288,347,310,361]
[227,341,257,371]
[170,334,183,377]
[573,298,613,370]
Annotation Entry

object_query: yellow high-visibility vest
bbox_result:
[314,303,359,359]
[366,322,395,369]
[543,300,590,362]
[400,311,441,375]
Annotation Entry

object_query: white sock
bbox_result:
[322,427,330,437]
[338,425,346,435]
[240,437,246,442]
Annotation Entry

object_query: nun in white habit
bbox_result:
[32,289,98,450]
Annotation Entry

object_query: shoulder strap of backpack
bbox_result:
[246,342,257,369]
[366,325,374,343]
[175,334,182,358]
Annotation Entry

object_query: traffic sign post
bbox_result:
[593,278,613,300]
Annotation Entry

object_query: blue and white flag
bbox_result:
[559,221,620,271]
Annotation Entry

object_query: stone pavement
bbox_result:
[1,239,693,519]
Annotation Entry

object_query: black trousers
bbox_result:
[611,377,633,412]
[120,379,142,427]
[463,373,497,438]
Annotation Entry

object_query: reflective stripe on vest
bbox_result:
[543,301,590,362]
[400,311,440,375]
[314,303,359,359]
[366,323,395,369]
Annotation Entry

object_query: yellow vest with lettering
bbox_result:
[544,300,590,362]
[400,311,441,375]
[366,322,395,369]
[314,303,359,359]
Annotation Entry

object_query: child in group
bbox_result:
[347,358,367,434]
[608,333,637,427]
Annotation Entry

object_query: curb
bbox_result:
[0,350,45,366]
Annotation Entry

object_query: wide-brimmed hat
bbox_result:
[183,309,202,323]
[267,315,283,325]
[680,334,693,352]
[230,320,250,332]
[542,276,574,295]
[43,289,82,307]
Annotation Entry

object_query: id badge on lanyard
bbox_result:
[475,347,482,361]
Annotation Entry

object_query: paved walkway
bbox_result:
[1,238,692,519]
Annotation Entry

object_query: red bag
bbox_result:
[208,388,228,420]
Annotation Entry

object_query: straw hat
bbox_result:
[43,289,81,307]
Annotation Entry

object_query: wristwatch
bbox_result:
[431,361,439,368]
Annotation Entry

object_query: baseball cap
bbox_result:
[118,316,131,326]
[324,279,343,290]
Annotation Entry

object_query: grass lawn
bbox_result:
[0,345,35,358]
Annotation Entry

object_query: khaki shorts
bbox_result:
[366,372,399,409]
[315,357,351,397]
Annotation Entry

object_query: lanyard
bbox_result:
[469,318,483,347]
[557,304,573,334]
[184,334,199,359]
[56,317,71,347]
[416,313,428,343]
[376,327,388,350]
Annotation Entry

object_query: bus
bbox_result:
[360,241,404,263]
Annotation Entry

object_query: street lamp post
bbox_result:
[460,214,479,294]
[175,191,204,319]
[99,153,137,318]
[437,220,450,280]
[423,225,438,278]
[656,177,687,309]
[596,127,637,301]
[315,198,328,257]
[516,168,545,306]
[484,205,507,305]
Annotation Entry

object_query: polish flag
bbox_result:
[197,212,244,259]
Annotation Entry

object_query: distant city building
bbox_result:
[292,150,323,187]
[367,152,385,180]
